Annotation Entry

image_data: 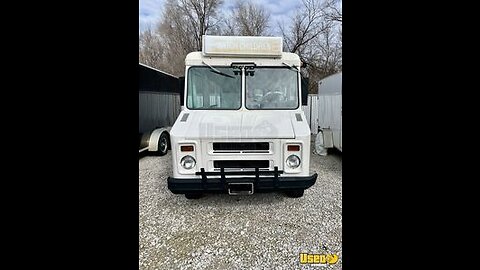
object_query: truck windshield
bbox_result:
[187,66,241,109]
[246,67,298,109]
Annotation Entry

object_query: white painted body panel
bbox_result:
[172,111,295,139]
[185,52,300,67]
[171,109,311,179]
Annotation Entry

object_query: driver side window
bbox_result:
[245,67,298,109]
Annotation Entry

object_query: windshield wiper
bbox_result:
[202,61,234,78]
[282,62,299,72]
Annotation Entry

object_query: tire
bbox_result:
[185,193,202,199]
[156,132,169,156]
[285,189,304,198]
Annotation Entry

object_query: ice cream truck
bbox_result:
[167,35,318,199]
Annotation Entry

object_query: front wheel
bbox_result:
[285,189,304,198]
[156,132,169,156]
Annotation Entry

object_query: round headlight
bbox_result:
[286,155,301,169]
[180,155,196,169]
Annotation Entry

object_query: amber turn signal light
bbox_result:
[287,145,300,151]
[181,145,194,152]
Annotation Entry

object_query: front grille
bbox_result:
[213,160,270,169]
[213,142,269,151]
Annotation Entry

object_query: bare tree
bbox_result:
[302,27,342,89]
[222,15,237,36]
[225,0,270,36]
[153,0,198,75]
[138,0,342,81]
[325,0,342,23]
[139,28,165,70]
[178,0,224,50]
[279,0,332,54]
[279,0,342,93]
[138,0,224,76]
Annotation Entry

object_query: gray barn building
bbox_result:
[139,63,183,152]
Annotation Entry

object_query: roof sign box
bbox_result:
[202,35,283,57]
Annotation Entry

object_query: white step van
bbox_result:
[167,35,318,199]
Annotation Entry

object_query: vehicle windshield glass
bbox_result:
[187,66,241,109]
[246,67,298,109]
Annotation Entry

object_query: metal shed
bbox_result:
[139,63,182,133]
[139,63,183,151]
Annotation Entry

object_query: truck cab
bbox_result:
[167,35,317,199]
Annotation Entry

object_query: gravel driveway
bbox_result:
[139,137,342,269]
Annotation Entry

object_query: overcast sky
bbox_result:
[139,0,303,34]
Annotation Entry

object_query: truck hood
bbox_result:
[173,111,297,139]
